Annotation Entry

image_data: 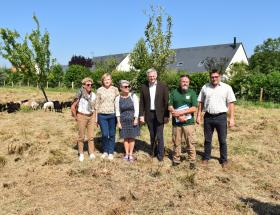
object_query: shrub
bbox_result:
[189,72,209,94]
[159,70,181,91]
[111,70,135,89]
[64,65,92,88]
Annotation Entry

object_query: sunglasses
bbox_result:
[122,85,130,88]
[85,83,93,87]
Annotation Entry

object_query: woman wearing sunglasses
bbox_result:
[115,80,140,162]
[71,77,96,162]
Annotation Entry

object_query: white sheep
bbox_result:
[43,101,54,112]
[31,101,39,110]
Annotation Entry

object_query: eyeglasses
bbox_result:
[85,83,93,87]
[122,85,130,88]
[211,76,219,79]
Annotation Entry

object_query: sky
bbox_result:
[0,0,279,67]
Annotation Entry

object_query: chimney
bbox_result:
[233,37,237,49]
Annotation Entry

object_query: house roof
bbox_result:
[91,42,248,73]
[92,53,128,65]
[168,43,244,73]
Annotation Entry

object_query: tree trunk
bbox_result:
[40,84,49,102]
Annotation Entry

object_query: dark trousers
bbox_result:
[98,113,116,154]
[203,112,227,163]
[146,111,164,161]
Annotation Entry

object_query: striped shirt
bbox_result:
[197,82,236,114]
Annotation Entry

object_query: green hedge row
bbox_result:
[228,70,280,102]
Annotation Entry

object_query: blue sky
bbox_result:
[0,0,279,67]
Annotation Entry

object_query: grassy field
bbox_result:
[0,87,280,215]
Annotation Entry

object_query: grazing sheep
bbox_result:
[7,102,20,113]
[53,100,62,112]
[31,101,39,110]
[0,103,7,112]
[61,101,72,109]
[43,101,54,112]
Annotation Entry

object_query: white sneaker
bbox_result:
[108,154,114,160]
[79,154,84,162]
[101,152,108,159]
[89,153,95,160]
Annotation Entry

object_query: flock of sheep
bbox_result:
[0,99,72,113]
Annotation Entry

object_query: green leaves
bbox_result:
[130,6,175,76]
[250,37,280,74]
[0,15,52,100]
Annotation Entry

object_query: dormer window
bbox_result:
[176,62,183,67]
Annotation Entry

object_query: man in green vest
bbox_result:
[168,74,198,169]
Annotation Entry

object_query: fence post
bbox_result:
[4,80,5,86]
[72,82,74,89]
[12,81,14,87]
[259,88,263,102]
[58,81,61,88]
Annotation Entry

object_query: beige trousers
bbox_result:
[77,113,95,154]
[173,125,196,162]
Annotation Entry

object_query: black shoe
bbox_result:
[189,162,196,170]
[172,161,180,166]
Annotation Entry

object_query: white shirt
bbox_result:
[197,82,236,114]
[77,92,96,114]
[115,93,139,118]
[149,81,157,110]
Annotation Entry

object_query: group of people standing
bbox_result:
[71,68,236,169]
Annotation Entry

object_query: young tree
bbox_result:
[129,37,151,71]
[249,37,280,74]
[144,6,175,75]
[0,15,52,101]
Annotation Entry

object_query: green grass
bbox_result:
[236,99,280,109]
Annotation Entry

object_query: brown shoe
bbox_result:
[201,159,209,165]
[221,161,229,168]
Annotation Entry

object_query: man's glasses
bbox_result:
[122,85,130,88]
[85,83,93,87]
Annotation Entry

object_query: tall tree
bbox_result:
[250,37,280,74]
[0,15,52,101]
[129,37,151,71]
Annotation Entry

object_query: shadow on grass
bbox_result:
[240,197,280,215]
[73,137,152,155]
[196,150,220,161]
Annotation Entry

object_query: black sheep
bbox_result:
[53,100,62,112]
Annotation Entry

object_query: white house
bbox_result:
[93,38,249,73]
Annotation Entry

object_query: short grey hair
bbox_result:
[119,79,130,87]
[146,68,158,76]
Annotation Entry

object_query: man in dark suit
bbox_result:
[139,68,169,161]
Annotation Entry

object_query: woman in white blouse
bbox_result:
[71,77,96,162]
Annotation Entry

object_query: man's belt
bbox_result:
[205,112,226,116]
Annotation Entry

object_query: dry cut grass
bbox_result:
[0,88,280,215]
